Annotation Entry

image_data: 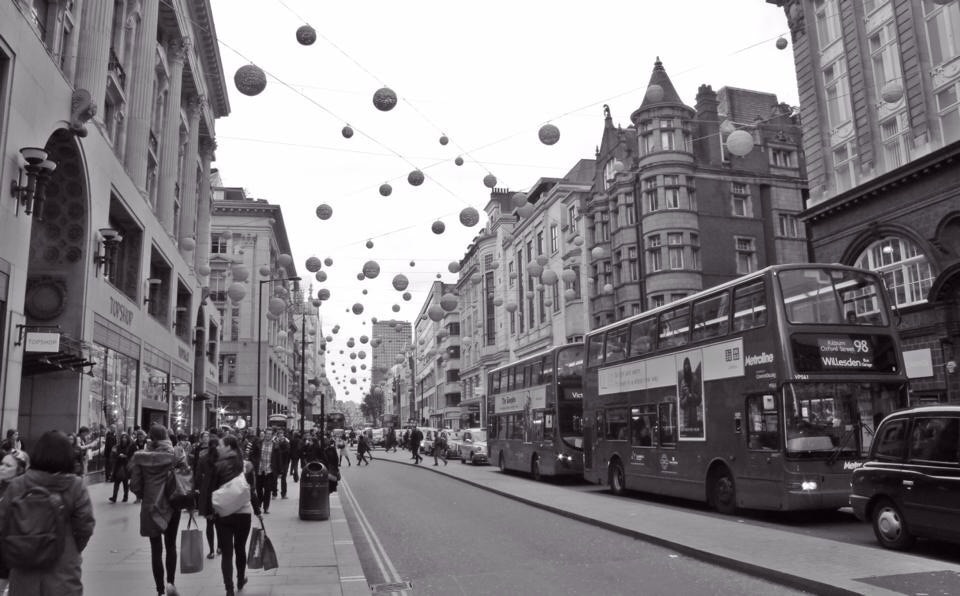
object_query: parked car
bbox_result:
[371,427,385,447]
[458,429,488,465]
[441,429,462,458]
[850,405,960,551]
[419,427,439,455]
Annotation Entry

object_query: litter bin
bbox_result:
[299,461,329,521]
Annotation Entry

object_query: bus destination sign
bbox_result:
[790,334,899,373]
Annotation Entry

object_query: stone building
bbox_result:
[413,282,461,428]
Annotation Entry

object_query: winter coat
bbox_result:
[111,439,135,480]
[0,469,95,596]
[129,440,185,537]
[193,446,217,517]
[323,445,340,493]
[301,439,323,464]
[203,447,260,517]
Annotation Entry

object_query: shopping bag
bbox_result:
[179,512,203,574]
[262,532,278,571]
[212,472,249,517]
[247,524,265,570]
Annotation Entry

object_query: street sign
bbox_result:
[24,332,60,353]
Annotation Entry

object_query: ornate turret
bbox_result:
[631,58,691,125]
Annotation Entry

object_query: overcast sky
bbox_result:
[207,0,799,402]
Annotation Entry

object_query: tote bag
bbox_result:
[180,512,203,574]
[211,472,249,517]
[247,517,279,571]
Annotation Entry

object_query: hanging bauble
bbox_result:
[371,318,378,324]
[278,254,294,269]
[180,237,196,251]
[611,159,625,174]
[342,125,354,139]
[493,297,504,307]
[268,297,286,316]
[358,350,367,359]
[511,192,528,209]
[459,207,480,227]
[455,156,464,166]
[333,325,340,333]
[392,274,409,291]
[356,272,364,281]
[362,289,368,295]
[436,329,449,340]
[296,24,316,45]
[362,260,381,279]
[234,64,267,96]
[306,257,322,272]
[448,261,461,274]
[541,270,559,285]
[274,286,288,299]
[379,183,393,197]
[525,290,534,299]
[316,204,333,220]
[259,265,272,277]
[392,304,400,312]
[483,174,497,189]
[432,221,446,234]
[471,272,482,284]
[573,236,584,247]
[725,129,754,157]
[561,269,577,284]
[436,273,442,279]
[318,288,330,300]
[439,134,449,145]
[505,301,518,312]
[645,84,664,103]
[544,298,554,307]
[880,80,904,104]
[775,36,788,50]
[591,246,605,259]
[490,261,501,270]
[538,123,560,145]
[440,293,458,311]
[232,264,250,282]
[372,87,398,111]
[408,169,425,186]
[312,298,322,307]
[315,271,327,282]
[265,312,279,321]
[325,335,333,342]
[719,120,736,136]
[323,257,333,266]
[197,263,211,276]
[517,204,535,218]
[536,255,549,266]
[352,303,364,315]
[527,262,544,278]
[347,339,356,348]
[360,335,369,344]
[227,282,246,303]
[564,288,576,300]
[427,305,444,321]
[402,292,412,301]
[370,337,381,347]
[603,283,614,294]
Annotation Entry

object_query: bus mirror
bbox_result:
[763,394,775,410]
[734,411,742,434]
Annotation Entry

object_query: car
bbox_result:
[458,428,488,465]
[850,405,960,551]
[370,428,385,447]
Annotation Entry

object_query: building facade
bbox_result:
[769,0,960,402]
[413,282,461,428]
[1,0,230,459]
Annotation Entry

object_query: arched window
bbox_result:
[855,237,935,308]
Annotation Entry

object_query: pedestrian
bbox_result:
[433,430,448,466]
[275,430,290,499]
[0,430,95,596]
[193,434,219,560]
[289,431,302,482]
[402,429,410,452]
[2,429,22,454]
[130,425,186,596]
[388,428,398,452]
[322,437,340,493]
[356,433,372,465]
[302,434,323,465]
[108,432,135,503]
[103,424,117,482]
[337,432,352,467]
[410,426,423,464]
[72,426,101,479]
[254,428,275,514]
[203,434,261,596]
[0,447,30,594]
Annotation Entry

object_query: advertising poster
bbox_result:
[676,350,705,440]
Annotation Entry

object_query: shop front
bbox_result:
[140,348,170,429]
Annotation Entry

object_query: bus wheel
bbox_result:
[531,456,542,481]
[871,498,915,550]
[710,469,737,514]
[498,452,506,473]
[608,460,625,496]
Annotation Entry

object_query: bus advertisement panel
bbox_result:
[583,265,908,513]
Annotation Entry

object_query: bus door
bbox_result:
[740,393,784,509]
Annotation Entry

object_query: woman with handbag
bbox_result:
[130,425,186,596]
[109,432,135,503]
[203,434,261,596]
[193,434,219,560]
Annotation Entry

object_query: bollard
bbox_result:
[299,461,330,520]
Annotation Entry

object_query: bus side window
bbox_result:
[733,280,767,331]
[587,334,605,367]
[658,402,677,447]
[629,318,656,355]
[746,395,779,450]
[605,327,629,363]
[692,292,731,342]
[659,305,690,349]
[631,405,657,447]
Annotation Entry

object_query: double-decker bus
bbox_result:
[582,264,908,513]
[488,343,585,480]
[325,412,346,432]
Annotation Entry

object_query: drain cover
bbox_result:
[370,580,413,593]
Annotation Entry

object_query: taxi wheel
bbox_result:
[531,456,542,481]
[871,498,915,550]
[608,460,625,496]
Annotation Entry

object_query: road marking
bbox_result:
[339,478,409,595]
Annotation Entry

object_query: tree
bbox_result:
[360,389,384,424]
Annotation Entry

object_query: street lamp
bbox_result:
[296,292,320,433]
[257,276,300,431]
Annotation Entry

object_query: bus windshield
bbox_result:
[778,268,889,326]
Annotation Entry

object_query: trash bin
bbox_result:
[299,461,329,521]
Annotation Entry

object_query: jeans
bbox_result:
[278,467,287,497]
[148,509,182,591]
[215,513,252,590]
[256,472,274,512]
[289,456,300,481]
[111,476,129,500]
[206,517,216,553]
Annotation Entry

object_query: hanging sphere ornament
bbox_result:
[392,304,400,312]
[259,265,272,277]
[881,80,905,104]
[312,298,322,307]
[591,246,605,259]
[645,84,664,103]
[527,262,544,278]
[372,87,398,111]
[490,261,501,270]
[455,156,464,166]
[392,274,409,291]
[448,261,462,274]
[234,64,267,96]
[518,204,535,219]
[379,183,393,197]
[356,273,365,281]
[505,301,518,313]
[365,240,374,249]
[371,318,378,325]
[459,206,480,227]
[296,24,317,45]
[316,271,327,282]
[603,283,614,294]
[227,282,247,303]
[410,260,417,267]
[232,264,250,282]
[197,263,211,276]
[544,298,553,308]
[362,289,368,295]
[511,192,528,209]
[342,125,354,139]
[360,335,369,344]
[323,257,333,266]
[306,257,322,272]
[493,297,504,307]
[525,290,534,299]
[725,129,754,157]
[432,220,446,234]
[362,260,381,279]
[436,273,442,279]
[564,288,576,300]
[561,269,577,284]
[408,169,425,186]
[440,293,458,311]
[719,119,736,135]
[428,305,444,322]
[541,270,559,285]
[775,36,788,50]
[278,253,294,269]
[439,134,449,145]
[483,174,498,189]
[352,303,364,315]
[268,297,286,316]
[180,237,196,251]
[318,288,331,300]
[316,204,333,220]
[538,123,561,145]
[402,291,412,301]
[536,254,549,267]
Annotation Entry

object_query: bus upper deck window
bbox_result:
[587,335,605,367]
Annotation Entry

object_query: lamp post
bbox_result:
[257,276,300,431]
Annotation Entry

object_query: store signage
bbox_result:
[25,332,60,353]
[110,296,133,326]
[177,346,191,363]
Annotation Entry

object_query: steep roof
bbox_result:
[630,58,690,124]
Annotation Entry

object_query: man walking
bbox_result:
[289,431,302,482]
[433,430,448,466]
[276,430,291,498]
[410,425,423,465]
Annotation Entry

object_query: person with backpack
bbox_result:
[130,425,187,596]
[0,447,30,593]
[0,430,95,596]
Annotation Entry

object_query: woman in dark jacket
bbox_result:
[322,437,340,493]
[0,430,95,596]
[194,434,220,559]
[109,432,135,502]
[202,434,261,596]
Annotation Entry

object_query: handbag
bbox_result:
[166,462,196,510]
[179,512,203,574]
[212,472,250,517]
[247,524,265,570]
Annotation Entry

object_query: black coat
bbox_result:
[323,445,340,493]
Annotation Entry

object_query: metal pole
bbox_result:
[300,309,306,434]
[256,280,266,432]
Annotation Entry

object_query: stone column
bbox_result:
[61,0,85,83]
[123,0,160,192]
[195,137,216,283]
[178,95,203,256]
[156,37,189,235]
[73,0,113,111]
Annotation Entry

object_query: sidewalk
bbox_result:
[81,479,368,595]
[372,447,960,596]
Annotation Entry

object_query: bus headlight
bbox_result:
[801,481,818,491]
